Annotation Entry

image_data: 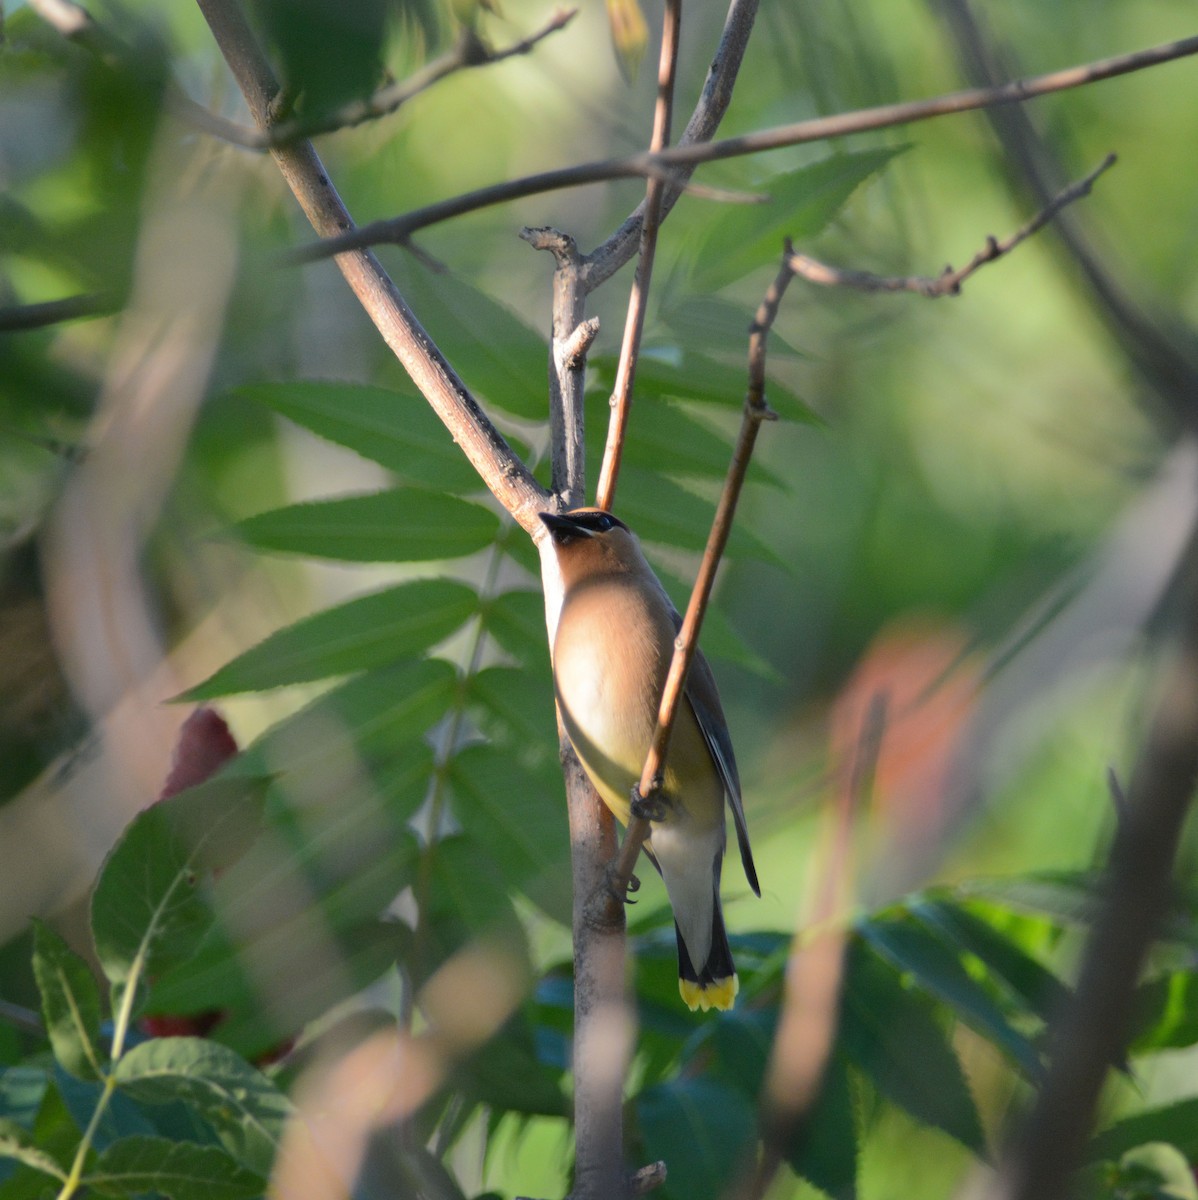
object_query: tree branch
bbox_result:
[595,0,681,513]
[193,0,548,534]
[787,153,1116,297]
[0,292,116,332]
[290,33,1198,264]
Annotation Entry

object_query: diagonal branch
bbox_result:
[788,153,1116,297]
[193,0,547,535]
[595,0,682,514]
[291,33,1198,264]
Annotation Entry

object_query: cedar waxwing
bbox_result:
[540,508,760,1011]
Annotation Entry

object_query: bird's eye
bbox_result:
[595,514,613,531]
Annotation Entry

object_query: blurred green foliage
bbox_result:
[2,0,1198,1198]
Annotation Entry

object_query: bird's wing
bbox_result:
[686,652,760,897]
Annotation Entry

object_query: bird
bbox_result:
[539,507,759,1011]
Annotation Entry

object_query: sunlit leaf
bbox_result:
[184,580,477,698]
[91,777,267,990]
[480,589,547,664]
[605,0,648,81]
[859,914,1041,1076]
[1132,971,1198,1053]
[839,942,986,1155]
[0,1117,66,1183]
[31,922,105,1082]
[1091,1100,1198,1164]
[233,489,499,563]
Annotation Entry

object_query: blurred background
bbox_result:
[2,0,1198,1196]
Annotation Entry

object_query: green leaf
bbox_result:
[859,914,1041,1077]
[91,777,268,990]
[784,1054,859,1200]
[839,942,986,1155]
[241,381,483,493]
[467,665,553,749]
[691,148,903,291]
[113,1039,292,1176]
[448,745,571,922]
[479,589,547,665]
[1132,971,1198,1053]
[637,1077,757,1200]
[960,872,1100,929]
[184,579,477,698]
[451,1014,568,1118]
[912,899,1068,1024]
[1111,1143,1198,1200]
[391,263,549,421]
[0,1118,66,1183]
[86,1136,265,1200]
[1091,1100,1198,1164]
[31,923,104,1081]
[233,489,500,563]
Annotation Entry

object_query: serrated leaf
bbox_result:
[0,1119,66,1183]
[839,942,985,1155]
[912,899,1068,1025]
[184,579,477,698]
[859,914,1041,1077]
[448,744,571,922]
[1090,1100,1198,1165]
[637,1077,757,1200]
[91,777,268,990]
[692,148,903,291]
[480,589,547,664]
[113,1039,291,1176]
[233,489,499,563]
[241,381,483,492]
[86,1135,265,1200]
[785,1054,859,1200]
[31,923,104,1082]
[392,262,548,421]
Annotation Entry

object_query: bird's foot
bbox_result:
[603,865,641,906]
[631,781,668,823]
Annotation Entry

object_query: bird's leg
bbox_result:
[630,779,668,823]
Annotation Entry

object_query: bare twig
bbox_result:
[293,34,1198,264]
[194,0,547,534]
[594,0,681,514]
[193,11,578,149]
[789,154,1116,297]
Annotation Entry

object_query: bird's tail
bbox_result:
[676,895,739,1012]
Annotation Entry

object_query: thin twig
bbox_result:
[788,154,1116,297]
[292,34,1198,264]
[594,0,681,513]
[605,245,783,900]
[193,11,578,149]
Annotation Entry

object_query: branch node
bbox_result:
[562,317,601,367]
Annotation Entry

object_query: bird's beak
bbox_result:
[539,511,590,544]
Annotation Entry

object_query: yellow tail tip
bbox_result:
[679,974,739,1012]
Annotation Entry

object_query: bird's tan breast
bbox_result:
[553,574,722,829]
